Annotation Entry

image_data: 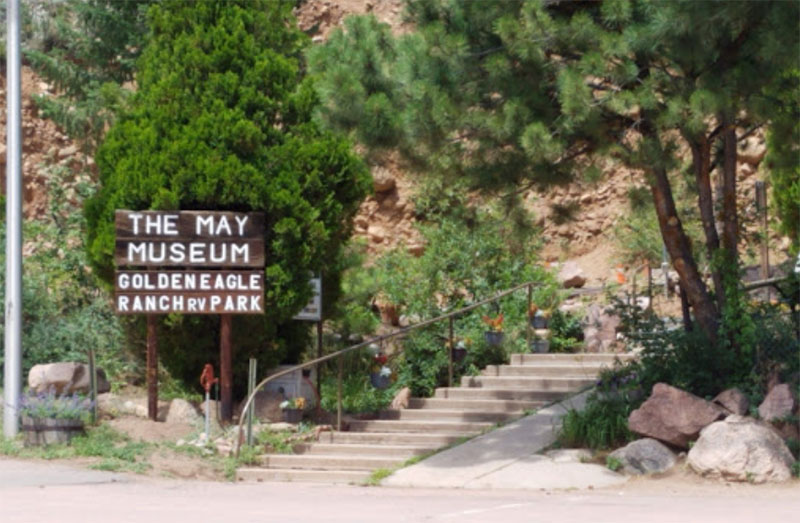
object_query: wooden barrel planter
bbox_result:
[21,416,84,446]
[484,331,505,347]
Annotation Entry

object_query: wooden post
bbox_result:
[88,348,98,425]
[146,315,158,421]
[336,356,343,432]
[448,317,454,389]
[316,320,323,397]
[755,181,770,301]
[220,314,233,423]
[526,283,532,352]
[246,358,256,446]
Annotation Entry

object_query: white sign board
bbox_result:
[293,277,321,321]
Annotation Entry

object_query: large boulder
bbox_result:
[165,398,202,424]
[712,388,750,416]
[628,383,726,449]
[757,384,797,422]
[28,362,110,395]
[557,261,587,289]
[608,438,677,475]
[688,415,795,483]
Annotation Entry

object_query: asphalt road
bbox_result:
[2,458,798,523]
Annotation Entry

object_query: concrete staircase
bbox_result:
[236,352,632,484]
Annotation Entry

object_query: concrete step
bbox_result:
[409,397,546,412]
[434,387,570,402]
[460,375,595,389]
[481,364,604,377]
[261,453,404,471]
[347,419,493,434]
[293,443,435,458]
[509,353,636,366]
[319,431,468,446]
[237,467,370,484]
[379,408,517,423]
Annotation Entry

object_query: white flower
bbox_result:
[279,400,290,410]
[379,365,392,377]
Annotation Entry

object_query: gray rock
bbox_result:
[165,398,201,424]
[628,383,726,449]
[713,388,750,416]
[688,415,795,483]
[758,383,796,422]
[28,362,110,395]
[608,438,676,475]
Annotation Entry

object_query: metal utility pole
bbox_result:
[4,0,23,438]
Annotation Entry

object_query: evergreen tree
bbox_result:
[309,0,799,344]
[25,0,153,152]
[85,0,370,386]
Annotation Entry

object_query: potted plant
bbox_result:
[19,389,92,446]
[528,304,550,329]
[279,397,306,423]
[450,338,470,362]
[482,313,505,346]
[370,353,392,389]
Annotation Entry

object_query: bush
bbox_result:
[559,395,636,450]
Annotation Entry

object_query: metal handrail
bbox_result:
[234,280,540,456]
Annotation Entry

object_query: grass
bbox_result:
[0,423,153,473]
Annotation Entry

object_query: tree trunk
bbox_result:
[689,135,726,312]
[721,120,739,260]
[649,164,718,342]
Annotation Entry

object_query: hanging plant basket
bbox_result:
[21,416,84,447]
[484,331,505,347]
[530,311,549,329]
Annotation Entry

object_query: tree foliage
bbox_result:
[309,0,800,345]
[24,0,153,152]
[85,0,370,388]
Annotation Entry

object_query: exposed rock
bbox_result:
[166,398,201,424]
[738,137,766,166]
[390,387,411,409]
[628,383,726,449]
[608,438,677,475]
[757,383,797,422]
[367,224,386,243]
[558,261,587,289]
[57,144,78,159]
[688,415,795,483]
[712,388,750,416]
[372,167,396,192]
[583,304,621,353]
[28,362,110,395]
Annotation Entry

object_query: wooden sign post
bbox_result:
[114,210,266,422]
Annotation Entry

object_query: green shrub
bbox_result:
[559,396,636,450]
[320,374,398,414]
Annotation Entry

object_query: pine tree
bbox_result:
[85,0,370,385]
[309,0,799,344]
[24,0,153,152]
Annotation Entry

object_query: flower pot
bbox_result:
[531,339,550,354]
[282,408,303,424]
[21,416,84,447]
[530,313,549,329]
[370,372,391,390]
[451,347,467,362]
[484,331,504,346]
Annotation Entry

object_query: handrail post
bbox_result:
[526,283,532,352]
[448,316,454,388]
[337,355,343,431]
